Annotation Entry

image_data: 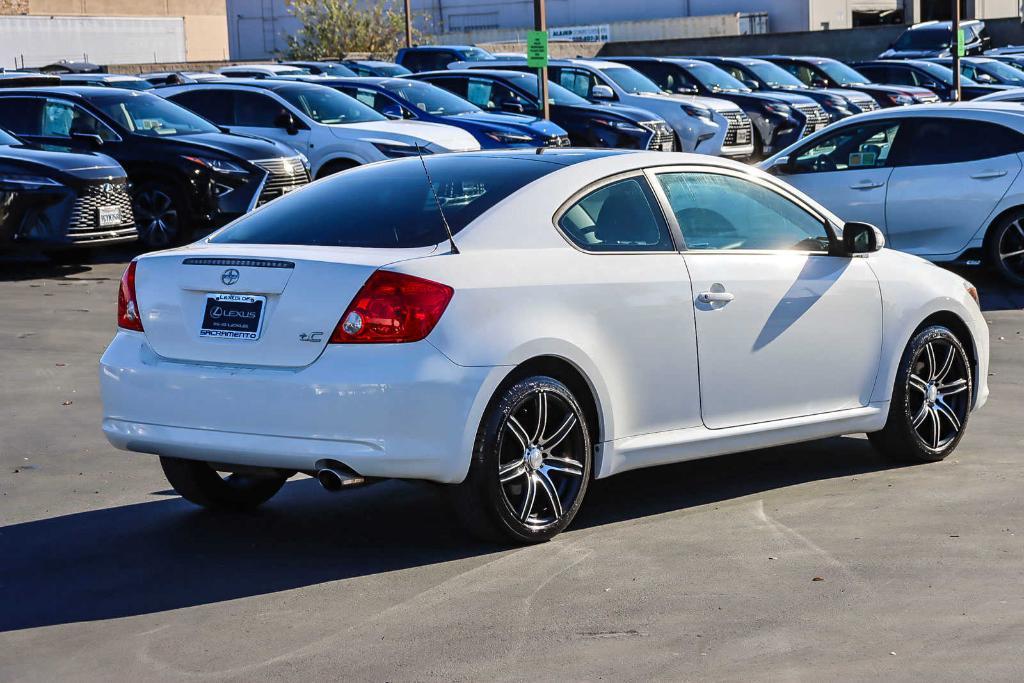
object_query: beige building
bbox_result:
[1,0,227,61]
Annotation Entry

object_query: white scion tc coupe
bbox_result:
[100,149,989,544]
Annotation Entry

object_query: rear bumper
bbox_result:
[99,332,500,483]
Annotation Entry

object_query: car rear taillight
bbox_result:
[330,270,453,344]
[117,260,144,332]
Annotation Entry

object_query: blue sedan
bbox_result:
[311,77,570,148]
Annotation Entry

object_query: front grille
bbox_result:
[67,180,134,234]
[722,110,754,149]
[254,156,310,206]
[853,98,880,112]
[794,103,830,137]
[641,121,677,151]
[544,135,571,148]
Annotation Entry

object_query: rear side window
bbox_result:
[891,118,1024,166]
[558,177,673,252]
[234,91,286,127]
[211,156,556,248]
[0,97,44,135]
[168,90,232,124]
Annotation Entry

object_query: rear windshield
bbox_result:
[210,155,558,248]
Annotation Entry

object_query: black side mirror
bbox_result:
[500,101,525,113]
[70,131,103,148]
[842,221,885,254]
[676,85,700,95]
[811,77,829,88]
[274,112,299,135]
[381,103,405,119]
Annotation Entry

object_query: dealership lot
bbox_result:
[1,253,1022,680]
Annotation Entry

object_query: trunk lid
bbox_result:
[133,243,436,367]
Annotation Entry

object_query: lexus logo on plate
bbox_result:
[221,268,240,286]
[100,183,113,197]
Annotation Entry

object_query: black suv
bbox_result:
[880,20,990,59]
[761,56,939,107]
[396,45,497,72]
[411,69,678,151]
[851,59,1012,101]
[0,126,136,255]
[0,87,309,248]
[609,57,829,158]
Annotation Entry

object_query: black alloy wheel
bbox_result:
[988,211,1024,286]
[132,183,184,249]
[450,376,592,544]
[869,326,972,463]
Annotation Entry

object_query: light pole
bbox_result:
[404,0,413,49]
[534,0,549,120]
[951,0,961,101]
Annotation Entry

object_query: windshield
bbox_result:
[976,60,1024,85]
[317,63,356,76]
[917,61,978,85]
[0,128,18,145]
[601,66,663,94]
[274,67,308,75]
[375,63,411,76]
[687,62,750,92]
[112,79,153,91]
[277,85,384,123]
[460,47,495,61]
[747,61,806,89]
[818,60,870,85]
[384,81,478,115]
[95,93,220,136]
[211,155,558,248]
[895,28,950,50]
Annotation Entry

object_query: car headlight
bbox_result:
[681,103,715,121]
[763,102,793,117]
[0,174,62,189]
[372,141,431,158]
[887,93,915,106]
[593,118,646,132]
[483,130,536,144]
[296,151,310,171]
[184,156,250,175]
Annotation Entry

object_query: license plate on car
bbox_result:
[737,131,751,144]
[199,294,266,340]
[97,205,120,227]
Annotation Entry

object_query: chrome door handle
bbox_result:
[971,170,1008,179]
[698,291,735,304]
[851,180,885,189]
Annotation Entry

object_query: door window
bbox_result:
[779,62,816,85]
[790,121,901,173]
[464,78,529,111]
[0,97,44,135]
[890,118,1024,166]
[554,68,598,98]
[234,91,288,127]
[167,89,232,124]
[656,172,830,251]
[558,177,673,252]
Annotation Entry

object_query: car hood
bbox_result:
[169,132,298,161]
[719,90,819,107]
[647,92,743,113]
[588,101,673,123]
[447,111,565,137]
[879,48,950,59]
[336,119,481,151]
[848,83,934,97]
[0,144,126,181]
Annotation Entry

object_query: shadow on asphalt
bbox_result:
[0,435,901,632]
[0,247,139,282]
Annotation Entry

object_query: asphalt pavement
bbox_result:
[1,252,1022,681]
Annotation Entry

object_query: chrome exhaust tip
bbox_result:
[314,460,366,492]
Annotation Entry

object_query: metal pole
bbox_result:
[534,0,549,120]
[952,0,961,101]
[404,0,413,49]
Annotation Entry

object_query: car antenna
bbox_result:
[416,143,460,255]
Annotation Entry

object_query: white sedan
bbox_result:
[100,150,988,543]
[762,103,1024,285]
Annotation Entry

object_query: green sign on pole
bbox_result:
[527,30,548,68]
[956,28,966,56]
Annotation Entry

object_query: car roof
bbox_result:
[61,73,141,81]
[0,85,146,99]
[909,19,983,30]
[169,79,318,92]
[823,100,1024,121]
[221,64,304,72]
[421,69,532,80]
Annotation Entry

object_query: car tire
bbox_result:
[448,375,592,544]
[986,210,1024,286]
[316,160,359,179]
[132,182,187,250]
[751,127,766,162]
[868,325,972,463]
[159,456,288,511]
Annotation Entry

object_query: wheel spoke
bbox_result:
[1000,248,1024,260]
[929,407,941,449]
[908,374,929,394]
[543,456,583,477]
[534,470,563,519]
[934,345,956,384]
[531,391,548,444]
[541,413,577,452]
[499,457,527,483]
[923,343,938,381]
[939,378,968,396]
[506,416,530,451]
[518,473,537,521]
[1014,219,1024,241]
[911,403,929,428]
[934,399,962,433]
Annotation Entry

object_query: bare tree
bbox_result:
[284,0,420,59]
